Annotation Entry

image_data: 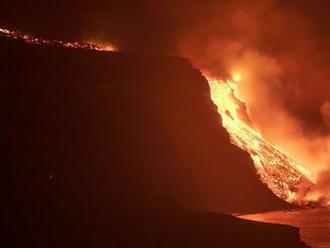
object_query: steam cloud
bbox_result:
[167,0,330,201]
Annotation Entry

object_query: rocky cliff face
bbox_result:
[1,37,307,247]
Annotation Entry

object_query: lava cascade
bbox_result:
[206,75,315,204]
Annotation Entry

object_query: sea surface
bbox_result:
[239,208,330,248]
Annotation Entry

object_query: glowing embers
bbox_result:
[232,73,241,82]
[0,27,115,51]
[207,77,313,204]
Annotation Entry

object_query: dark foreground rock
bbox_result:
[1,37,307,247]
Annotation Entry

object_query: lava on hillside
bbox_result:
[0,27,115,51]
[207,76,318,205]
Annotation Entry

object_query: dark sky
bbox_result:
[0,0,180,52]
[1,0,330,55]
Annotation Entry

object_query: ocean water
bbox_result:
[239,208,330,248]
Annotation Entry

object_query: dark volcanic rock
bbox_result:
[1,37,306,247]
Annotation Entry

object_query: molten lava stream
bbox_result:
[206,75,314,205]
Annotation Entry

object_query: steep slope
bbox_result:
[1,36,307,247]
[1,36,290,213]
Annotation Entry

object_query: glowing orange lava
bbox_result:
[0,27,115,51]
[206,75,315,204]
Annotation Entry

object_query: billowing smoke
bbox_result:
[153,0,330,201]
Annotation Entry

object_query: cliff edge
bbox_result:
[1,37,307,247]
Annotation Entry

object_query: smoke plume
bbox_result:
[158,0,330,200]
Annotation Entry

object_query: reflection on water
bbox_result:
[239,208,330,248]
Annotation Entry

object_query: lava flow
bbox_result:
[206,75,315,205]
[0,27,115,51]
